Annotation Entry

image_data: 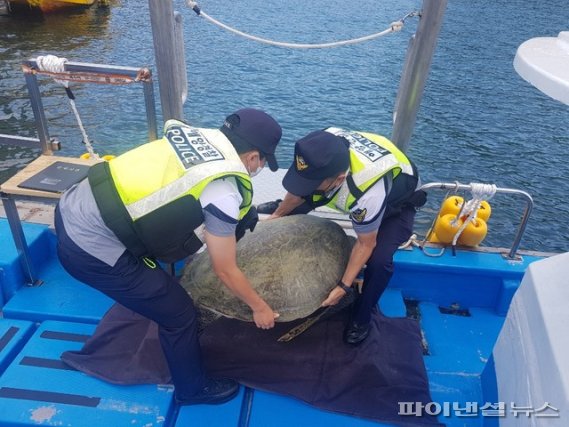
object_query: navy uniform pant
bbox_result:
[352,205,416,325]
[289,203,417,325]
[54,207,205,399]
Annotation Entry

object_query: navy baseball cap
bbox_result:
[220,108,282,171]
[283,130,350,197]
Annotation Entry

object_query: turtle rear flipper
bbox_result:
[277,292,356,342]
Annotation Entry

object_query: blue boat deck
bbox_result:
[0,218,542,426]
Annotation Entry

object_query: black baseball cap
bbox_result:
[220,108,282,171]
[283,130,350,197]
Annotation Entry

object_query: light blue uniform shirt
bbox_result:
[59,177,241,266]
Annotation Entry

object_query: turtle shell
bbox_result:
[181,215,352,322]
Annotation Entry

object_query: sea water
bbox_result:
[0,0,568,252]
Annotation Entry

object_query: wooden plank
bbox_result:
[0,155,100,199]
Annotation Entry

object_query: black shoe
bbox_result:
[256,199,282,215]
[343,321,370,346]
[175,377,239,406]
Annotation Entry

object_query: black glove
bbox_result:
[256,199,282,215]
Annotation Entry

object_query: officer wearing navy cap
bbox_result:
[55,108,282,406]
[267,127,426,345]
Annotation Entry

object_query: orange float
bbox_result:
[433,214,464,244]
[433,197,492,246]
[439,196,465,217]
[476,200,492,222]
[80,153,115,161]
[439,197,492,222]
[427,232,441,243]
[458,218,488,247]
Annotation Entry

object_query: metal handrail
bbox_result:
[0,60,158,155]
[0,134,45,149]
[419,182,534,260]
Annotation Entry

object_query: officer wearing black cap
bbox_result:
[55,108,282,406]
[267,127,426,345]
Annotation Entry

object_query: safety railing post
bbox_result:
[148,0,187,122]
[392,0,448,153]
[24,71,53,155]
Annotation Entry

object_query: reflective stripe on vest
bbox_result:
[108,121,252,220]
[324,128,413,213]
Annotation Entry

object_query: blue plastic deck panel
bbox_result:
[248,390,394,427]
[414,301,505,426]
[1,222,113,323]
[420,303,504,374]
[0,268,4,307]
[0,320,174,427]
[0,319,35,375]
[378,288,407,317]
[2,257,113,323]
[0,219,53,304]
[175,387,247,427]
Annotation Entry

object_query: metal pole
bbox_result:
[0,134,41,149]
[391,0,448,153]
[148,0,186,122]
[174,11,188,105]
[1,194,39,285]
[143,79,158,141]
[24,72,53,155]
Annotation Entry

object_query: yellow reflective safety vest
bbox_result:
[88,120,253,261]
[309,127,416,213]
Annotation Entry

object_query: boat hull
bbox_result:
[9,0,96,13]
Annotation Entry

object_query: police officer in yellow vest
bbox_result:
[55,108,282,405]
[268,128,426,345]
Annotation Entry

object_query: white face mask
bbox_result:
[248,158,264,177]
[323,184,341,199]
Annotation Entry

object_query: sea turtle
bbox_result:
[180,215,353,327]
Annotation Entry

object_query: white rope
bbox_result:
[36,55,69,87]
[451,183,497,246]
[187,1,415,49]
[36,55,98,159]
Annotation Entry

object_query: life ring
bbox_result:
[458,217,488,247]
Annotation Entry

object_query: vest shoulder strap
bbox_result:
[346,173,364,200]
[88,162,149,257]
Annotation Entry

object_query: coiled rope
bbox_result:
[450,183,497,247]
[36,55,97,159]
[187,1,419,49]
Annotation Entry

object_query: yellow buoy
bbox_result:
[439,196,464,217]
[476,200,492,222]
[427,232,441,243]
[433,214,464,244]
[80,153,115,162]
[458,217,488,247]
